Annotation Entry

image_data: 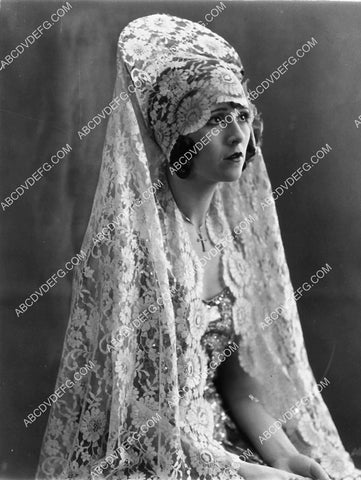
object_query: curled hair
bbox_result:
[169,135,195,179]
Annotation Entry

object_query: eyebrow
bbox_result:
[211,107,227,113]
[211,105,250,113]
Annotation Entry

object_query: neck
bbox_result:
[166,168,217,228]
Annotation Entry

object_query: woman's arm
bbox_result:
[216,348,299,465]
[216,349,330,479]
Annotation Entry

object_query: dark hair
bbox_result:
[169,135,195,179]
[244,136,256,171]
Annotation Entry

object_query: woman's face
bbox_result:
[187,101,252,183]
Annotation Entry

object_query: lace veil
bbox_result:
[36,14,360,480]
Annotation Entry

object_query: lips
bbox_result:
[225,152,243,161]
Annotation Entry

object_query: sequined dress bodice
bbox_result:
[200,286,266,465]
[201,286,236,373]
[201,285,237,394]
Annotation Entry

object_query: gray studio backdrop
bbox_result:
[1,1,361,478]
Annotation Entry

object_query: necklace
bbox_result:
[165,178,210,252]
[180,211,209,252]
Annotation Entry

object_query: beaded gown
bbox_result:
[201,286,266,467]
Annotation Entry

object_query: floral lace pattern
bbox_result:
[118,14,253,161]
[36,14,361,480]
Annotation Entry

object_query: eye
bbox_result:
[234,109,252,124]
[207,113,227,125]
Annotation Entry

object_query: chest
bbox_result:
[184,223,225,301]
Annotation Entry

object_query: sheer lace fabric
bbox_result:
[36,14,361,480]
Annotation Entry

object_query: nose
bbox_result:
[226,116,250,147]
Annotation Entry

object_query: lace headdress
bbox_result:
[36,14,360,480]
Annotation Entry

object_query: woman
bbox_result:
[36,14,361,480]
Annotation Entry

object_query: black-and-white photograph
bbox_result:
[1,1,361,479]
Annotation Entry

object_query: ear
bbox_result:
[253,111,263,147]
[244,125,257,170]
[244,110,263,169]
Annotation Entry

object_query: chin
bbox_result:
[218,167,243,183]
[221,174,243,183]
